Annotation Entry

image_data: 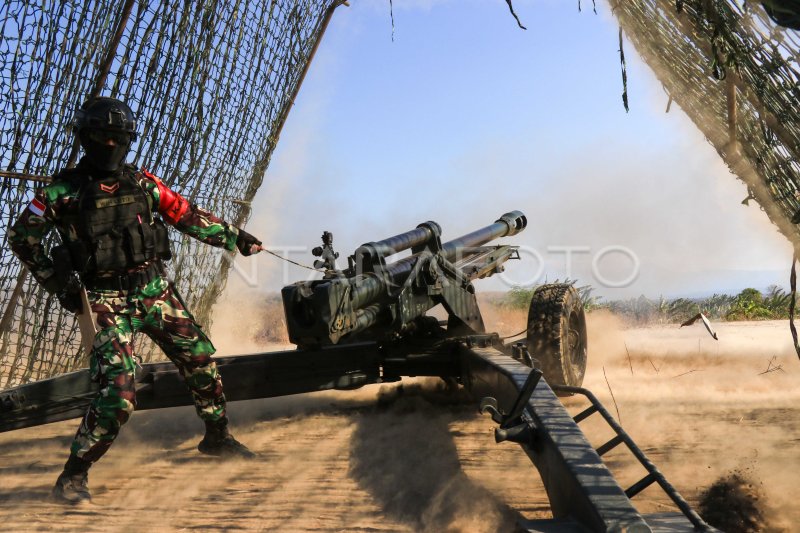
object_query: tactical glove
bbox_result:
[42,272,83,314]
[236,228,262,256]
[43,274,66,295]
[56,276,84,314]
[57,288,83,314]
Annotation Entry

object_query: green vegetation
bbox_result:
[499,279,599,312]
[499,283,795,325]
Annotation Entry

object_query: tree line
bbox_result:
[499,282,795,325]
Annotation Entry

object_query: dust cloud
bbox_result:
[208,289,288,355]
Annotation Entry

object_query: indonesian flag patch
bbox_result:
[27,198,45,216]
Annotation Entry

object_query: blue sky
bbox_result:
[235,0,793,300]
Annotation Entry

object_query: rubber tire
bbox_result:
[526,283,588,392]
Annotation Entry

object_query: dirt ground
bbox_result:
[0,309,798,531]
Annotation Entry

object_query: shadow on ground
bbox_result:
[348,381,521,532]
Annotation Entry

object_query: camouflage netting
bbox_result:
[0,0,341,388]
[610,0,800,251]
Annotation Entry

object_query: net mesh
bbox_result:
[7,0,800,388]
[612,0,800,252]
[0,0,338,388]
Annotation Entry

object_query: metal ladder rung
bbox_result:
[552,384,711,530]
[573,404,597,423]
[596,434,625,456]
[625,472,658,499]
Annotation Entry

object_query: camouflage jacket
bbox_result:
[9,158,240,293]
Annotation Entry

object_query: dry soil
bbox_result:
[0,310,798,531]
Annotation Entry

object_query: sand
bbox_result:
[0,311,797,531]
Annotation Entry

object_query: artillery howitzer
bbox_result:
[0,212,713,532]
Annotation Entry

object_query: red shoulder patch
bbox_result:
[153,177,190,225]
[141,168,161,183]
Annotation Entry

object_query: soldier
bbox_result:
[9,97,264,504]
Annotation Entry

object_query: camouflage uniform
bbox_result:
[9,159,240,465]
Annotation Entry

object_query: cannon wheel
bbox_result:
[526,283,588,392]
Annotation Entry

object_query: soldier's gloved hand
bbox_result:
[236,228,262,256]
[56,277,83,314]
[57,289,82,314]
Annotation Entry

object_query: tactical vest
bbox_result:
[55,167,172,276]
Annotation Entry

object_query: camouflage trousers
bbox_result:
[70,275,226,463]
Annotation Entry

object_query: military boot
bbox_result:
[197,419,256,459]
[52,455,92,504]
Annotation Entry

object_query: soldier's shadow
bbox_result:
[347,382,521,531]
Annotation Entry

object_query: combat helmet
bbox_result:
[72,96,137,172]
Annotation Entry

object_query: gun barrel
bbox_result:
[350,212,526,310]
[442,211,527,259]
[354,221,441,263]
